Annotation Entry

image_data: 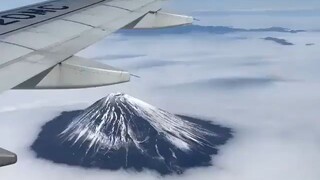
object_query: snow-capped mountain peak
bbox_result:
[60,93,216,154]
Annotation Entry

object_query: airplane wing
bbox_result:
[0,0,193,92]
[0,0,193,167]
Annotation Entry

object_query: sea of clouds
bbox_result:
[0,0,320,180]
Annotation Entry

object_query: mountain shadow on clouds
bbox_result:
[263,37,294,46]
[31,93,233,175]
[165,76,283,91]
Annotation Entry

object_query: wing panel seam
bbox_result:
[0,40,35,50]
[61,19,96,28]
[101,4,133,12]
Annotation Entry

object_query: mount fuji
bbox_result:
[32,93,232,175]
